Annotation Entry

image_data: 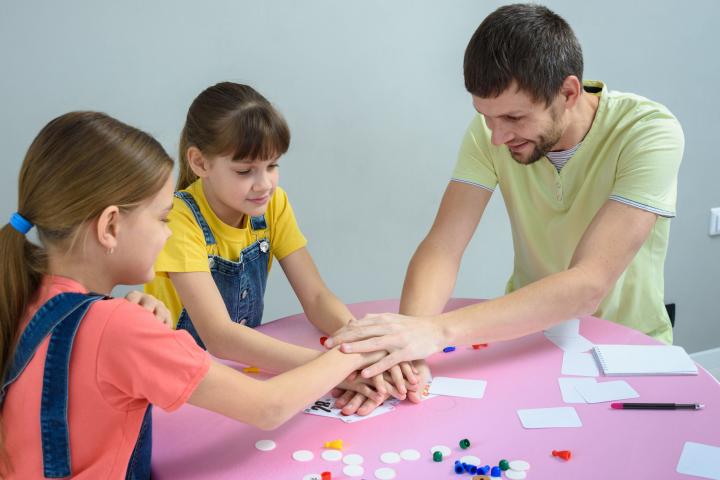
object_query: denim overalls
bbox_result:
[174,191,271,349]
[0,292,152,479]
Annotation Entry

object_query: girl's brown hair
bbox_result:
[177,82,290,190]
[0,111,173,468]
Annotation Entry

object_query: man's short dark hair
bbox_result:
[464,3,583,105]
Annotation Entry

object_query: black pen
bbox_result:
[611,402,704,410]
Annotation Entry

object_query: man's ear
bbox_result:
[96,205,120,252]
[560,75,583,109]
[187,146,211,178]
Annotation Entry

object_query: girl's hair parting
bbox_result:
[177,82,290,190]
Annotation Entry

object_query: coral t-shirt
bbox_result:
[2,276,211,479]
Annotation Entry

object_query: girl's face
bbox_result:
[202,154,280,226]
[113,175,174,284]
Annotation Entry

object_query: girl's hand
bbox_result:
[125,291,172,327]
[374,363,419,400]
[325,314,444,378]
[331,387,388,416]
[406,360,433,404]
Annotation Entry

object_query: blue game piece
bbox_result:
[491,465,502,477]
[443,346,456,353]
[454,462,464,474]
[479,465,490,475]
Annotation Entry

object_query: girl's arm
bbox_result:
[187,348,383,430]
[279,247,351,335]
[170,271,320,372]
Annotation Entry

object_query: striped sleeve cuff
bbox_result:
[608,195,675,218]
[450,178,495,193]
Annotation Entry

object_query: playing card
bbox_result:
[304,396,400,423]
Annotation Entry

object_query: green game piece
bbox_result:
[459,438,471,449]
[499,459,510,470]
[433,451,443,462]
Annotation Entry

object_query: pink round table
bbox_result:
[152,299,720,479]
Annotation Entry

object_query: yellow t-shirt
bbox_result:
[145,180,307,326]
[452,81,684,344]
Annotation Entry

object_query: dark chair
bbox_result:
[665,303,676,328]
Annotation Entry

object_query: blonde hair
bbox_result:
[177,82,290,190]
[0,111,173,469]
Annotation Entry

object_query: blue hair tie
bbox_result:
[9,212,33,235]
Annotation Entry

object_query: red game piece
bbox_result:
[320,336,328,346]
[472,343,488,349]
[552,449,572,460]
[321,471,332,480]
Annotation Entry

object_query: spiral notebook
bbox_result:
[592,344,698,376]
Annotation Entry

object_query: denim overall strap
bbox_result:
[249,215,267,230]
[174,191,216,245]
[1,292,104,478]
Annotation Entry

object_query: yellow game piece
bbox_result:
[323,439,343,450]
[243,366,260,373]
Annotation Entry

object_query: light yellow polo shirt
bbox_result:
[452,81,684,343]
[145,179,307,326]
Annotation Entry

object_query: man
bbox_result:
[325,3,683,379]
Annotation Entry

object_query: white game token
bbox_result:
[374,467,397,479]
[505,470,527,479]
[509,459,531,471]
[460,455,482,465]
[343,465,365,477]
[292,450,314,462]
[343,453,365,465]
[254,439,276,451]
[400,448,421,461]
[321,449,343,461]
[430,445,452,457]
[380,451,401,464]
[302,475,321,480]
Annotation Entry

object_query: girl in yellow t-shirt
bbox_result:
[145,82,420,413]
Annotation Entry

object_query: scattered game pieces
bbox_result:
[505,470,527,479]
[254,439,276,451]
[509,460,530,471]
[292,450,314,462]
[459,438,471,449]
[460,455,482,465]
[342,453,364,465]
[242,366,260,373]
[400,448,421,461]
[374,466,397,479]
[430,445,452,457]
[443,346,456,353]
[472,343,489,349]
[433,451,443,462]
[321,472,332,480]
[321,450,343,461]
[380,451,401,464]
[343,464,364,477]
[324,439,343,450]
[320,336,328,346]
[499,459,510,470]
[552,449,572,460]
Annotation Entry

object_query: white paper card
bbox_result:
[558,377,597,403]
[545,334,595,353]
[573,380,639,403]
[304,396,399,423]
[517,406,582,429]
[428,377,487,399]
[561,352,600,377]
[544,318,581,337]
[676,441,720,479]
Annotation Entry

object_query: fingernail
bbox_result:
[341,344,352,353]
[324,339,334,347]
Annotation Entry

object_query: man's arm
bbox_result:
[329,199,658,377]
[400,180,491,316]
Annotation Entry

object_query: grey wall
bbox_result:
[1,1,718,352]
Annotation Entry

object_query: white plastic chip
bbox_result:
[430,445,452,457]
[342,453,364,465]
[321,449,343,461]
[380,451,401,464]
[302,475,321,480]
[400,448,421,461]
[460,455,482,465]
[254,439,276,451]
[343,464,365,477]
[509,459,531,471]
[292,450,314,462]
[374,467,397,479]
[505,469,528,479]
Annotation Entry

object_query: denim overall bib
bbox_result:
[0,292,152,479]
[174,191,270,349]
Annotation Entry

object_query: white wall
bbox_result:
[1,0,718,352]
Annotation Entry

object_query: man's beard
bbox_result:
[511,109,564,165]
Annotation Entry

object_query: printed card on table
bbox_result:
[304,396,399,423]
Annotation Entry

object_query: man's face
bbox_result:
[472,84,566,165]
